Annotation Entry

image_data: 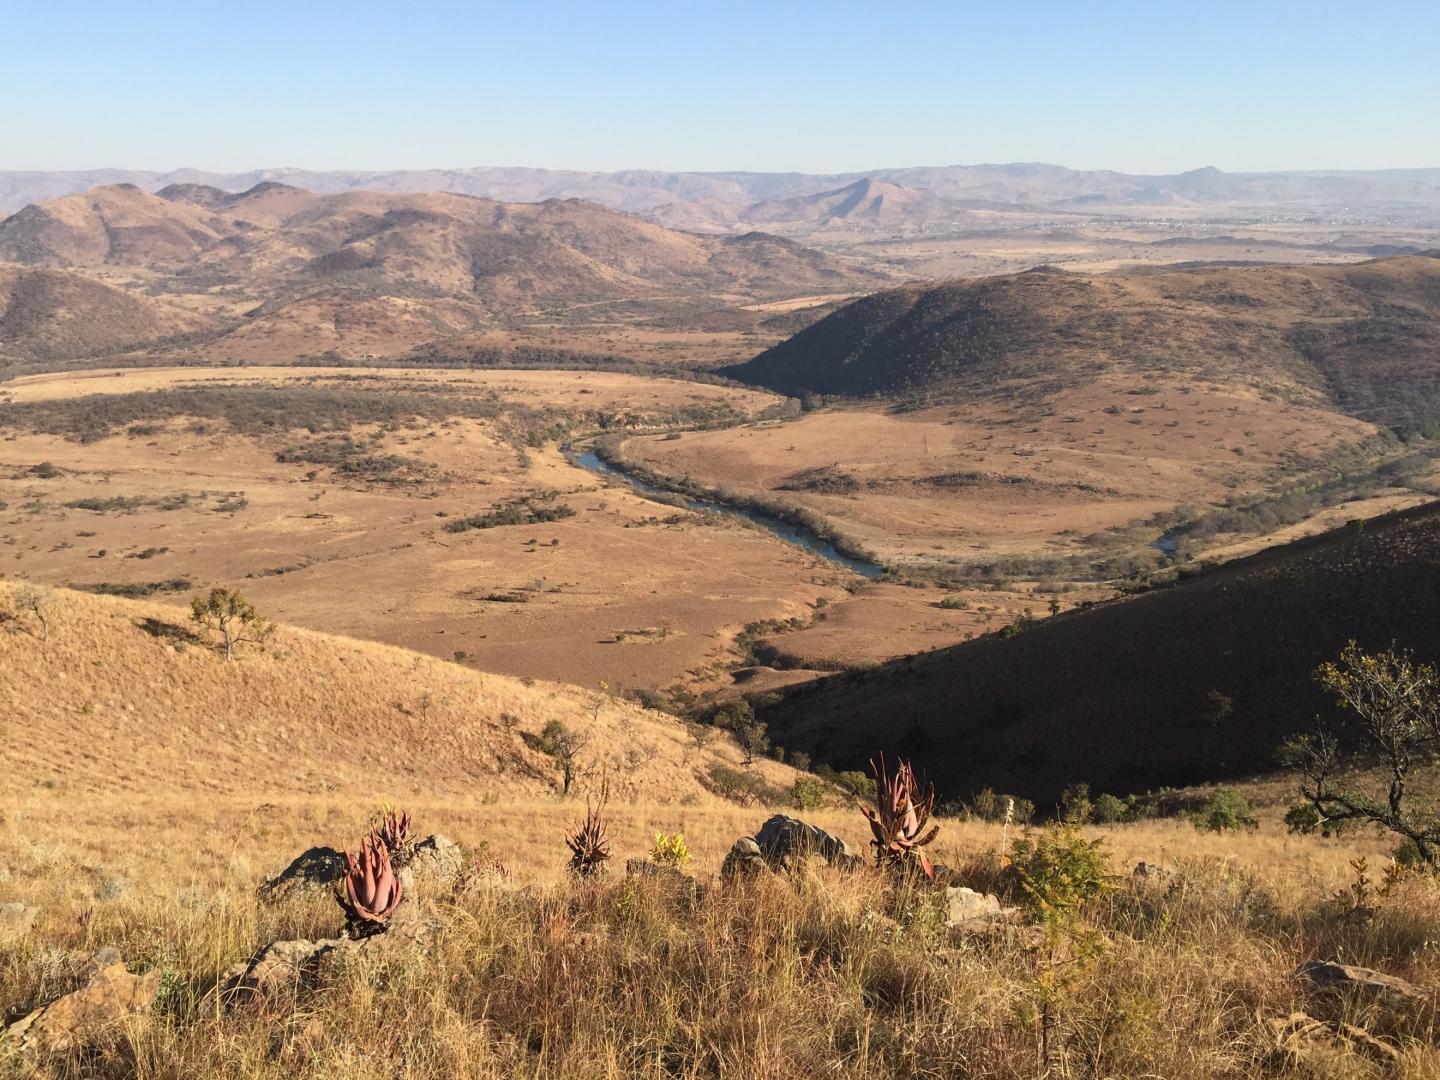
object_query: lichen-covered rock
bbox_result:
[1267,1011,1399,1075]
[720,836,768,879]
[218,938,350,1003]
[3,961,159,1054]
[257,846,345,902]
[396,834,465,894]
[753,815,861,870]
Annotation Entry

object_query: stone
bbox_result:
[396,834,465,894]
[0,901,39,942]
[945,886,1002,924]
[258,846,345,902]
[1297,960,1431,1006]
[3,961,159,1054]
[1267,1011,1399,1074]
[753,815,862,871]
[218,937,350,1003]
[720,837,768,879]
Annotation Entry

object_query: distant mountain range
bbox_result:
[0,182,883,364]
[3,163,1440,229]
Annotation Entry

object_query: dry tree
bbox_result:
[336,832,404,936]
[565,781,612,878]
[862,754,940,881]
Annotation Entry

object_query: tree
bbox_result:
[1282,642,1440,865]
[733,719,770,765]
[13,584,52,642]
[189,587,272,661]
[539,719,588,796]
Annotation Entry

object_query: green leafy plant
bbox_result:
[189,586,272,661]
[649,832,690,869]
[1192,787,1258,833]
[1010,825,1113,927]
[791,776,827,811]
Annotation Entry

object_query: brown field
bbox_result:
[622,378,1384,569]
[0,368,895,694]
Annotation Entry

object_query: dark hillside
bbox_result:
[756,501,1440,806]
[726,254,1440,435]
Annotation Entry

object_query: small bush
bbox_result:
[1090,793,1127,824]
[1059,782,1093,824]
[791,776,827,811]
[1193,787,1258,833]
[649,832,690,869]
[1010,825,1114,926]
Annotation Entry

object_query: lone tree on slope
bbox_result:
[190,587,273,662]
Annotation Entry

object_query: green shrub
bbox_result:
[650,832,690,868]
[1059,783,1093,824]
[1193,788,1258,833]
[1010,825,1114,926]
[1090,793,1127,824]
[791,777,827,811]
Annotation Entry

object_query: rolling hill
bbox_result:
[0,265,214,361]
[0,184,884,364]
[0,582,798,802]
[753,501,1440,807]
[723,254,1440,436]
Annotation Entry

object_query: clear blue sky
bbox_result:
[2,0,1436,174]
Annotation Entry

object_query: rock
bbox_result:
[753,816,862,871]
[218,937,350,1002]
[945,886,1002,924]
[257,846,345,902]
[720,837,768,879]
[1267,1011,1400,1074]
[944,886,1023,936]
[3,961,159,1054]
[1298,960,1431,1005]
[396,834,465,894]
[0,902,39,941]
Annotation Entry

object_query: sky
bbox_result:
[2,0,1437,175]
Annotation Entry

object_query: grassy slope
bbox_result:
[756,501,1440,806]
[0,582,798,803]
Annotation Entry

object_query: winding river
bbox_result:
[569,449,885,579]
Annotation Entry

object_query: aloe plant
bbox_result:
[375,806,412,855]
[337,833,404,933]
[565,786,611,878]
[862,754,940,880]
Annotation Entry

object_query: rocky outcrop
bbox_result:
[258,846,345,902]
[1297,960,1431,1006]
[720,816,863,879]
[2,961,159,1055]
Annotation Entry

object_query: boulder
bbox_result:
[3,961,159,1054]
[258,846,345,902]
[944,886,1023,937]
[0,902,39,942]
[218,937,349,1002]
[753,815,862,871]
[395,834,466,894]
[1297,960,1431,1005]
[720,837,768,879]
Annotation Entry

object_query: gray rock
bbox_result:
[753,815,862,870]
[945,886,1002,925]
[218,937,350,1002]
[0,902,39,941]
[258,846,345,902]
[720,837,768,879]
[396,834,465,894]
[1298,960,1431,1005]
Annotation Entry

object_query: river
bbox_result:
[569,449,885,579]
